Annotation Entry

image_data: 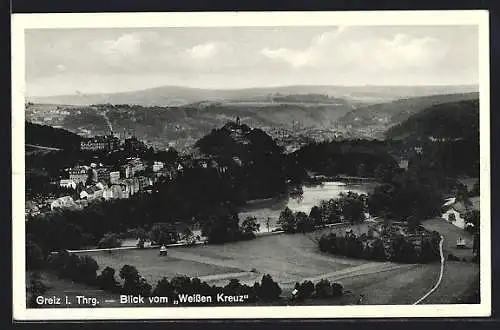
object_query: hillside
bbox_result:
[25,121,83,151]
[194,121,287,200]
[336,92,479,136]
[27,84,478,106]
[386,99,480,177]
[25,101,354,151]
[385,99,479,141]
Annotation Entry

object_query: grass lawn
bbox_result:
[422,218,476,260]
[82,231,362,287]
[422,261,480,304]
[85,249,244,285]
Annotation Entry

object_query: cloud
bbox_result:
[185,42,231,60]
[56,64,66,71]
[260,27,449,72]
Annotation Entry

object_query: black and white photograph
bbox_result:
[12,11,491,320]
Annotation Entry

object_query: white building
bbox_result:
[50,196,77,211]
[59,179,77,190]
[441,197,480,230]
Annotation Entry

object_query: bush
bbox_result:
[313,279,343,299]
[97,266,120,293]
[97,233,122,249]
[27,272,48,308]
[256,274,282,302]
[293,280,315,300]
[47,251,99,284]
[152,277,175,297]
[331,283,343,297]
[26,241,45,270]
[314,279,332,299]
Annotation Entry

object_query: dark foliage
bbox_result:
[25,121,83,151]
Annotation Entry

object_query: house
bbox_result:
[103,184,124,200]
[80,185,104,200]
[120,164,132,179]
[50,196,77,211]
[96,167,110,183]
[152,161,164,172]
[59,179,77,190]
[80,134,120,152]
[69,165,90,184]
[109,171,120,184]
[398,159,409,171]
[441,197,480,229]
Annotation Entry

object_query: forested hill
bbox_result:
[385,99,479,141]
[194,121,287,200]
[195,121,282,160]
[336,92,479,129]
[25,121,83,151]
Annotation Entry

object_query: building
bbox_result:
[124,136,147,152]
[441,196,480,229]
[80,185,104,200]
[137,176,153,190]
[120,164,131,179]
[96,167,110,183]
[119,178,140,196]
[59,179,77,190]
[103,184,124,200]
[109,171,120,184]
[50,196,77,211]
[152,161,164,172]
[398,159,409,171]
[128,158,146,176]
[69,166,90,184]
[80,134,120,152]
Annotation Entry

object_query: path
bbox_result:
[413,235,445,304]
[25,144,62,151]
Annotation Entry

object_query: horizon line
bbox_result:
[26,82,480,99]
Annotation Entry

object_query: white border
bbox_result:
[12,10,491,321]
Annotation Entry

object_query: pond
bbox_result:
[238,181,378,233]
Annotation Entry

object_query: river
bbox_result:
[238,181,378,233]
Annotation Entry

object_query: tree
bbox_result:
[153,277,175,297]
[257,274,282,302]
[277,207,296,233]
[26,241,45,270]
[200,204,242,244]
[27,272,48,308]
[319,199,342,224]
[149,223,179,245]
[470,180,480,197]
[241,216,260,239]
[76,255,99,285]
[98,233,122,249]
[314,279,333,299]
[309,206,323,228]
[119,265,141,295]
[339,192,366,224]
[464,210,480,233]
[180,227,195,244]
[97,267,120,292]
[294,280,315,300]
[295,212,314,233]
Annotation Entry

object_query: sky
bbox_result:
[25,25,479,97]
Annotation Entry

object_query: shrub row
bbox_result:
[292,279,344,301]
[46,251,283,303]
[318,230,441,264]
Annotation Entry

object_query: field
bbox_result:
[33,219,480,307]
[422,218,475,260]
[83,231,366,287]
